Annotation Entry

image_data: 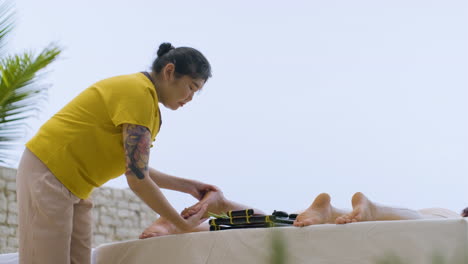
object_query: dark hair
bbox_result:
[152,42,212,81]
[462,207,468,217]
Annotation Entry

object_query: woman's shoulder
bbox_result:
[93,73,157,104]
[95,72,147,87]
[93,73,155,97]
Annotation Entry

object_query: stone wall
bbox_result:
[0,166,158,254]
[0,167,17,254]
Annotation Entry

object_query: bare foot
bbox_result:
[181,190,227,218]
[294,193,333,227]
[139,217,181,239]
[335,192,377,224]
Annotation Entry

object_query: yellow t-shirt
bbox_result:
[26,72,161,199]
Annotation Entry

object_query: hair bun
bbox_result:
[157,42,175,57]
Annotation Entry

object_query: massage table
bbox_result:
[94,219,468,264]
[2,219,467,264]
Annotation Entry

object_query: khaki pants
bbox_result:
[16,148,93,264]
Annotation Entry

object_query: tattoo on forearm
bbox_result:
[124,124,151,180]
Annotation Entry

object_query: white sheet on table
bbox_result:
[0,249,97,264]
[94,219,468,264]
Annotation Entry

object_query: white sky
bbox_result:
[9,0,468,214]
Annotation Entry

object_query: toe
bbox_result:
[293,220,303,227]
[340,216,350,224]
[146,232,160,238]
[335,217,344,224]
[189,207,200,215]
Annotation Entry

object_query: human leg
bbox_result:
[71,198,94,264]
[417,208,462,219]
[140,190,264,238]
[17,148,80,264]
[181,190,266,218]
[335,192,429,224]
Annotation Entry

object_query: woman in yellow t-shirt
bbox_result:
[16,42,216,264]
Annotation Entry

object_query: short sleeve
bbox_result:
[96,75,157,133]
[109,91,156,131]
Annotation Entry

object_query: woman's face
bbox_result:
[165,75,205,110]
[158,64,205,110]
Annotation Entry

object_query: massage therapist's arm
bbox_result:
[148,168,218,200]
[148,168,191,192]
[122,123,204,231]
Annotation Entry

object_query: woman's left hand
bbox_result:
[186,180,219,200]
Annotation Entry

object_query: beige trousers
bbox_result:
[16,148,93,264]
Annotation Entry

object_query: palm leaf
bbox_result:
[0,44,61,165]
[0,0,14,58]
[0,2,62,166]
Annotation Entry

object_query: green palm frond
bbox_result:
[0,1,61,166]
[0,45,61,165]
[0,0,14,57]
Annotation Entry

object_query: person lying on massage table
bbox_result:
[140,190,465,238]
[462,207,468,217]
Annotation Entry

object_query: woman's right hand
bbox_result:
[179,203,209,231]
